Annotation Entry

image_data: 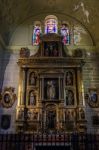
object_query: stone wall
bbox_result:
[0,48,19,133]
[82,53,99,133]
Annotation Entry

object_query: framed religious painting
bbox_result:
[87,88,99,108]
[1,87,16,108]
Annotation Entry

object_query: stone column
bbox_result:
[22,67,28,106]
[22,67,28,131]
[77,66,84,106]
[17,68,23,106]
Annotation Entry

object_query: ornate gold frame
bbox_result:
[1,87,16,108]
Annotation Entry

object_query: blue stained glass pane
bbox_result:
[45,19,57,34]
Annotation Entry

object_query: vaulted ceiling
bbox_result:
[0,0,99,47]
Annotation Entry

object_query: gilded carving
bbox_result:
[64,109,76,131]
[17,108,24,120]
[79,108,85,120]
[20,48,30,58]
[16,31,85,133]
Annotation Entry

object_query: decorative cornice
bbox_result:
[18,57,85,68]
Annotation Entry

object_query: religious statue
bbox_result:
[29,72,36,85]
[47,81,56,99]
[65,90,74,105]
[66,71,73,85]
[29,91,36,105]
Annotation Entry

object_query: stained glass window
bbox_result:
[32,24,42,45]
[45,15,58,34]
[73,26,81,45]
[60,24,70,45]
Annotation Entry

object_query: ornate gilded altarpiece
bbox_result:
[16,33,86,133]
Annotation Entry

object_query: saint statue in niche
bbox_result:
[29,72,36,85]
[47,81,56,99]
[65,71,73,85]
[29,91,36,105]
[65,90,74,105]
